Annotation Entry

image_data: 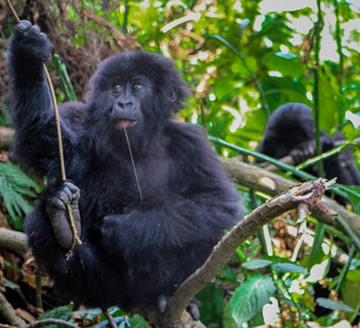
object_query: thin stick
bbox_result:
[5,0,19,20]
[124,128,143,204]
[6,0,81,248]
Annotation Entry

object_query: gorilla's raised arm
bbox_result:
[7,20,85,178]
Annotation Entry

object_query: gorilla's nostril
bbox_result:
[118,101,134,110]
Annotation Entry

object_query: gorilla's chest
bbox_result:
[101,155,172,209]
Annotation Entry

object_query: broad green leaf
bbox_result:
[272,263,308,275]
[263,52,304,78]
[229,275,276,326]
[129,314,151,328]
[39,304,74,328]
[242,259,273,270]
[316,298,354,313]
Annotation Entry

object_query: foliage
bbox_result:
[0,162,40,229]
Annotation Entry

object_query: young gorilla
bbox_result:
[257,103,360,204]
[7,21,240,315]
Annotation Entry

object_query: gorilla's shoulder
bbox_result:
[164,121,215,159]
[59,102,88,128]
[165,121,207,145]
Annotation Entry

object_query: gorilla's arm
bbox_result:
[7,21,80,176]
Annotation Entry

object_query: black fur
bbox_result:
[7,21,240,310]
[257,103,360,204]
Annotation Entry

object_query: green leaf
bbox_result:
[318,67,340,133]
[316,298,355,313]
[229,275,276,326]
[307,224,325,269]
[207,34,241,56]
[129,314,151,328]
[263,52,304,78]
[272,263,308,275]
[39,304,74,328]
[223,301,238,328]
[341,278,360,321]
[214,80,236,100]
[0,162,41,228]
[242,259,273,270]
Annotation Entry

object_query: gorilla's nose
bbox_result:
[117,101,134,110]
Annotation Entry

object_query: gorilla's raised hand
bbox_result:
[7,20,52,85]
[10,20,52,61]
[45,182,81,249]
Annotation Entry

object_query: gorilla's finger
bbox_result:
[30,26,41,34]
[64,182,80,200]
[17,20,32,32]
[55,189,72,205]
[47,196,66,210]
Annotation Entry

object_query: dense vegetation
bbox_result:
[0,0,360,327]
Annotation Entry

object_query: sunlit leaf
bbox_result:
[263,52,304,78]
[316,298,354,313]
[229,275,276,326]
[272,263,308,275]
[242,259,272,270]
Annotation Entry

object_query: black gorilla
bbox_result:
[257,103,360,203]
[7,21,240,312]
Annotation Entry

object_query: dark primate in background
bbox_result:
[7,21,240,315]
[257,103,360,204]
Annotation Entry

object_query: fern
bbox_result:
[0,162,41,229]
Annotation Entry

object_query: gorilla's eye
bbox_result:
[132,82,144,92]
[112,84,121,94]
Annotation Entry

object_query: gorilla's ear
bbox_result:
[170,87,178,103]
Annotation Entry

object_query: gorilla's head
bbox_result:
[87,51,190,140]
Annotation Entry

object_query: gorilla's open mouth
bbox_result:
[115,119,137,129]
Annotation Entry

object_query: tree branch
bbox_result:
[0,292,26,328]
[0,227,27,253]
[220,158,360,238]
[0,127,14,150]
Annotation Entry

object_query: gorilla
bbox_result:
[257,103,360,204]
[7,21,240,314]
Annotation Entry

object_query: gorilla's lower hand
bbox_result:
[45,182,81,249]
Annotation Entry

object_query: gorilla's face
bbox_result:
[109,76,151,132]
